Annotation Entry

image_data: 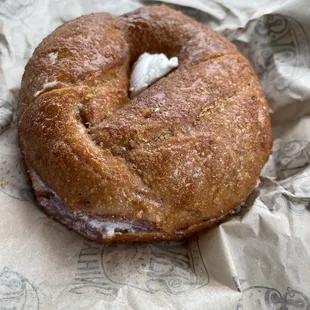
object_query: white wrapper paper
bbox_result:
[0,0,309,309]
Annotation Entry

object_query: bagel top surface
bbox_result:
[18,6,272,240]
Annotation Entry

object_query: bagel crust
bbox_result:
[18,6,272,242]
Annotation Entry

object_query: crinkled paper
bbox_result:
[0,0,309,309]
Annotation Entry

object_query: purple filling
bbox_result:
[29,170,245,241]
[30,170,157,240]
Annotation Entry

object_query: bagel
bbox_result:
[18,6,272,242]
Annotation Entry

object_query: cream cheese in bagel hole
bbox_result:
[129,53,178,98]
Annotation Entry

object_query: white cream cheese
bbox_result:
[129,53,178,98]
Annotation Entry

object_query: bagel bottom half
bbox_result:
[30,169,245,242]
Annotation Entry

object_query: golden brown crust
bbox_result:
[18,6,272,242]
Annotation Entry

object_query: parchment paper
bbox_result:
[0,0,309,309]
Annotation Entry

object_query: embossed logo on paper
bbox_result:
[271,191,310,215]
[270,171,310,215]
[231,14,310,103]
[274,140,310,179]
[70,242,117,296]
[71,238,208,296]
[250,14,310,99]
[236,285,310,310]
[0,100,12,135]
[0,267,39,310]
[101,239,208,295]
